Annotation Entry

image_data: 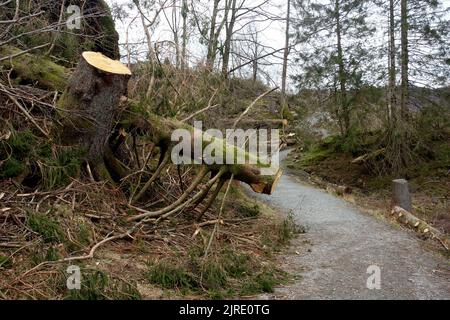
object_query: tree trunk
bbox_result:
[206,0,221,70]
[388,0,397,125]
[221,0,237,78]
[335,0,349,135]
[400,0,408,118]
[181,0,188,70]
[280,0,291,113]
[391,178,412,212]
[57,52,131,179]
[391,206,449,250]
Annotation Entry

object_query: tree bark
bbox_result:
[335,0,349,135]
[206,0,221,70]
[57,52,131,179]
[388,0,397,125]
[400,0,408,118]
[391,178,412,212]
[391,206,449,250]
[181,0,188,70]
[222,0,237,78]
[280,0,291,112]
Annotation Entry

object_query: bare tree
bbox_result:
[280,0,291,114]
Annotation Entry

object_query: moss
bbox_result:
[0,46,69,91]
[299,146,334,167]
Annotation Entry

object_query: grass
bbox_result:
[0,255,12,269]
[241,270,285,295]
[237,202,260,218]
[146,245,288,299]
[0,130,83,188]
[145,203,301,299]
[27,213,65,243]
[65,269,141,300]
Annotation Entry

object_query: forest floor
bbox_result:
[0,176,301,299]
[253,150,450,299]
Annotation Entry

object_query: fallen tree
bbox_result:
[391,206,449,251]
[3,50,282,220]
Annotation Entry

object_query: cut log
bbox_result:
[391,179,412,212]
[56,51,131,179]
[391,206,449,250]
[351,148,385,164]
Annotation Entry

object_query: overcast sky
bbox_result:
[104,0,450,91]
[105,0,293,89]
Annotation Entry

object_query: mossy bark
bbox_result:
[123,108,282,195]
[56,54,130,179]
[0,46,70,91]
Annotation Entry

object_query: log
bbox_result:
[391,206,449,250]
[0,45,70,91]
[56,51,131,179]
[351,148,385,164]
[391,179,412,212]
[126,112,282,196]
[5,50,282,199]
[222,118,288,129]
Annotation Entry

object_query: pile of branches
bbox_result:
[0,46,284,298]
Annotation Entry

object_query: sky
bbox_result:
[104,0,450,91]
[105,0,293,89]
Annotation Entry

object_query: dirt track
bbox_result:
[254,152,450,300]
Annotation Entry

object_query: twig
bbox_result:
[0,43,51,62]
[203,174,234,260]
[1,84,50,137]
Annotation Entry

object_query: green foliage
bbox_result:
[66,269,141,300]
[40,148,83,189]
[241,270,284,295]
[221,249,252,278]
[0,129,83,188]
[147,245,285,298]
[45,246,60,261]
[27,213,65,243]
[7,130,35,157]
[147,260,198,291]
[277,212,304,245]
[0,255,12,269]
[0,158,26,178]
[237,202,260,218]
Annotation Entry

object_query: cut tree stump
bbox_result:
[56,51,131,179]
[391,179,412,212]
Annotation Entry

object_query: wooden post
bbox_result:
[391,179,412,212]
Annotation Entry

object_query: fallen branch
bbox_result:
[391,206,449,251]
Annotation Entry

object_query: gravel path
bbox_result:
[254,152,450,300]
